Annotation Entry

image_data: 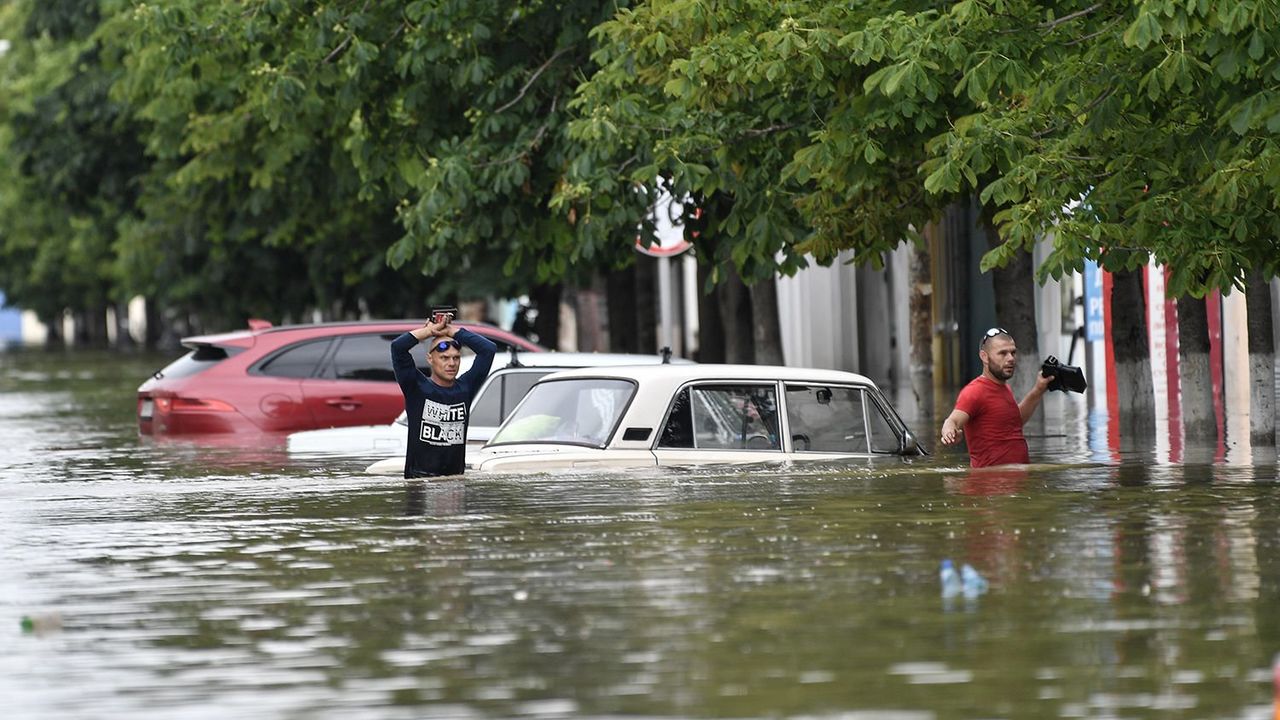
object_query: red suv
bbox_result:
[137,319,544,436]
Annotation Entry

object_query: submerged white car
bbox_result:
[366,363,925,474]
[288,351,691,458]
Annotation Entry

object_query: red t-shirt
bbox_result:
[954,375,1029,468]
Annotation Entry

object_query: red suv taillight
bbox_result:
[164,397,234,413]
[140,393,239,435]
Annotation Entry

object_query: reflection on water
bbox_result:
[1,349,1278,719]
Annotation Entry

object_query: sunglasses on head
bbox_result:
[432,340,461,353]
[980,327,1010,347]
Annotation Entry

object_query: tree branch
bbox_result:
[387,20,408,44]
[1065,16,1123,46]
[322,0,372,64]
[323,36,353,64]
[494,47,572,114]
[1039,3,1103,31]
[741,123,798,138]
[1032,86,1116,138]
[475,95,560,168]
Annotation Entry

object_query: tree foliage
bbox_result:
[104,0,629,311]
[2,1,632,331]
[2,0,1278,339]
[561,0,1280,297]
[102,0,444,323]
[859,0,1280,297]
[560,0,832,284]
[0,0,134,327]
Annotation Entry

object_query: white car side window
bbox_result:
[784,385,869,453]
[688,385,780,451]
[867,396,901,454]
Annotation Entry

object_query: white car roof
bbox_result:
[504,364,883,450]
[531,363,877,390]
[495,351,694,368]
[391,352,693,424]
[470,362,905,465]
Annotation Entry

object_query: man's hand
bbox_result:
[940,409,969,446]
[940,422,963,446]
[1034,370,1054,393]
[426,316,457,337]
[411,316,456,341]
[1018,372,1055,424]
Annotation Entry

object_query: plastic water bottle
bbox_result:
[940,559,962,598]
[19,612,62,636]
[960,563,989,597]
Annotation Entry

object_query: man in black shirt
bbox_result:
[390,313,496,478]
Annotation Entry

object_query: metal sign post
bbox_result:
[635,185,694,355]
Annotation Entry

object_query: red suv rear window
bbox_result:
[153,344,242,380]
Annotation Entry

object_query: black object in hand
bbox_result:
[430,305,458,325]
[1041,355,1087,393]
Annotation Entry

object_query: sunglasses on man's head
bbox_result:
[980,327,1010,347]
[432,340,461,353]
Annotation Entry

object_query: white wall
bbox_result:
[778,249,916,387]
[777,254,856,372]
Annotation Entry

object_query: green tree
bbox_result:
[0,0,140,342]
[102,0,631,339]
[560,1,837,360]
[689,0,1280,295]
[568,0,1280,425]
[102,1,436,331]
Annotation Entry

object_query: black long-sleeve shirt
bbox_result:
[391,328,496,478]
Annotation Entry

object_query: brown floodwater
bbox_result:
[2,348,1277,719]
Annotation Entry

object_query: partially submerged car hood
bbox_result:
[468,444,657,472]
[288,423,402,455]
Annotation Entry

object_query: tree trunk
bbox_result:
[695,257,725,363]
[749,275,783,366]
[909,239,934,420]
[1111,269,1156,434]
[717,262,754,363]
[113,300,136,349]
[989,247,1039,399]
[143,297,163,350]
[156,307,187,354]
[1176,295,1216,441]
[78,305,110,347]
[1246,270,1276,445]
[634,256,657,354]
[606,265,637,354]
[42,311,65,347]
[530,283,562,350]
[574,276,606,353]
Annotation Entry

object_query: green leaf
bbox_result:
[1123,11,1163,49]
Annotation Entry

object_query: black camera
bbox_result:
[429,305,459,325]
[1041,355,1087,394]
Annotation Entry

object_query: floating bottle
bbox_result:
[20,612,63,636]
[960,563,989,597]
[940,559,962,598]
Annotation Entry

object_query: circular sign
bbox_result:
[635,191,696,257]
[635,235,692,257]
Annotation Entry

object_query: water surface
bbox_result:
[2,349,1277,719]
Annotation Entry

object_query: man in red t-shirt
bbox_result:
[940,328,1053,467]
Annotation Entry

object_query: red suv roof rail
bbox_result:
[247,318,274,331]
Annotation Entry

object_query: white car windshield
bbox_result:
[489,378,635,447]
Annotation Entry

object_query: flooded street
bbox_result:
[2,349,1277,719]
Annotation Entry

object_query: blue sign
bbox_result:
[1082,261,1105,342]
[0,291,24,343]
